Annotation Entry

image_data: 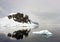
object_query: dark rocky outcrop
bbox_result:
[8,12,31,23]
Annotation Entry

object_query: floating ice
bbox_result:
[32,30,53,38]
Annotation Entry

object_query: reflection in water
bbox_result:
[7,29,31,40]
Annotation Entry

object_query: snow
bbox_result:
[32,30,53,38]
[9,13,16,15]
[0,13,38,35]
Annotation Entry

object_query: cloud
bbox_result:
[0,7,10,17]
[0,7,5,12]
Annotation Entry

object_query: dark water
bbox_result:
[0,26,60,42]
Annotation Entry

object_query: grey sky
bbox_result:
[0,0,60,13]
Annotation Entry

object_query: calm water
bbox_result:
[0,26,60,42]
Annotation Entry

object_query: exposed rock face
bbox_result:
[7,29,31,40]
[8,13,31,23]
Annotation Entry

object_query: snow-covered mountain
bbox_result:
[0,12,39,35]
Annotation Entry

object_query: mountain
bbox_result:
[0,12,38,35]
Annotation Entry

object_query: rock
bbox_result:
[8,12,31,23]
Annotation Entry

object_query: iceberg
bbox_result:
[32,30,53,38]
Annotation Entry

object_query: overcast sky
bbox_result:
[0,0,60,14]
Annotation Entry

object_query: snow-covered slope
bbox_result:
[0,13,38,35]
